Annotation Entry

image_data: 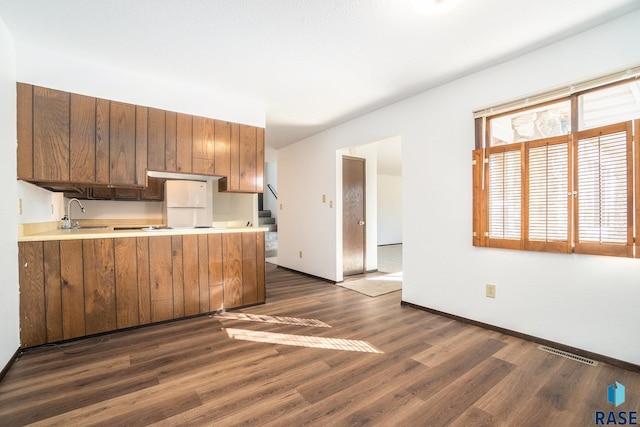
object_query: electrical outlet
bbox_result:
[486,284,496,298]
[329,201,333,208]
[322,194,326,203]
[299,250,303,258]
[18,198,22,215]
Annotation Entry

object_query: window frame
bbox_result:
[473,78,640,258]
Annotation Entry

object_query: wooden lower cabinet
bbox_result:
[18,232,266,348]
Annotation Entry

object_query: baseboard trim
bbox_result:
[401,300,640,373]
[0,347,22,383]
[274,265,336,284]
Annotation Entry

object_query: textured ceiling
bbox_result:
[1,0,639,149]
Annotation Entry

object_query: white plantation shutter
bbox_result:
[525,136,571,253]
[487,146,522,249]
[575,122,633,256]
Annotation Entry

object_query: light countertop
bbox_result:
[18,225,268,242]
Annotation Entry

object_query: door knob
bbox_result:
[358,220,365,225]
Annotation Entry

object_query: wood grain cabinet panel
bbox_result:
[69,93,97,183]
[197,234,210,314]
[242,232,258,305]
[148,108,166,172]
[171,236,185,318]
[192,116,215,175]
[176,113,193,174]
[135,106,148,186]
[208,233,224,312]
[223,233,244,308]
[33,86,70,182]
[218,124,264,193]
[114,238,140,329]
[83,239,117,335]
[182,235,200,316]
[110,101,137,185]
[18,83,264,194]
[19,231,265,347]
[43,241,63,343]
[18,241,46,348]
[136,237,152,325]
[17,83,33,180]
[60,240,86,340]
[165,111,178,173]
[95,98,111,185]
[214,120,231,179]
[149,235,174,322]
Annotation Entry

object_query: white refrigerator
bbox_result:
[163,180,212,227]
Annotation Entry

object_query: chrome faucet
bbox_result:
[61,198,86,229]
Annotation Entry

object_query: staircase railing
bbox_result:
[267,183,278,199]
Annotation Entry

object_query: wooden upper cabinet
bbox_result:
[33,86,70,182]
[17,83,34,180]
[17,83,264,193]
[110,101,137,185]
[176,113,193,174]
[165,111,177,172]
[147,108,166,172]
[214,120,231,178]
[70,94,97,183]
[192,115,215,175]
[218,123,264,193]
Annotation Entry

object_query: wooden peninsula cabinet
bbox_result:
[18,230,266,348]
[17,83,265,195]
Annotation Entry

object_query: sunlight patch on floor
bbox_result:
[224,328,383,353]
[215,312,331,328]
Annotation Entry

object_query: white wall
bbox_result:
[15,45,264,129]
[278,10,640,365]
[377,174,402,245]
[0,16,20,366]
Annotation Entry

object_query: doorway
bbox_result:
[342,156,366,276]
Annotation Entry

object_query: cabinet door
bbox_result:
[110,101,137,185]
[114,238,140,329]
[60,240,86,340]
[165,111,177,172]
[176,113,193,174]
[95,98,111,185]
[214,120,231,178]
[242,232,258,305]
[83,239,117,335]
[239,125,258,192]
[192,116,215,175]
[140,177,165,201]
[148,108,166,171]
[17,83,34,180]
[223,233,243,307]
[19,242,46,347]
[135,106,148,186]
[218,124,264,194]
[69,94,97,183]
[33,86,70,182]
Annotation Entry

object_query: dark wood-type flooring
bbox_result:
[1,264,639,426]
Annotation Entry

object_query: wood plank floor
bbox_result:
[1,264,638,426]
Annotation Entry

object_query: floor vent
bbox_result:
[538,345,598,366]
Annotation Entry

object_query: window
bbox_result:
[473,76,640,258]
